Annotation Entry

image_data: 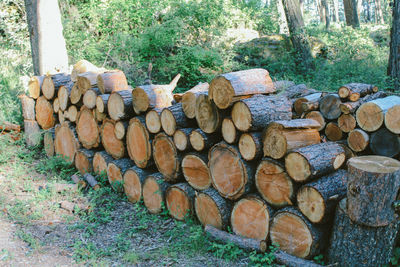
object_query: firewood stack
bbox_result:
[20,61,400,265]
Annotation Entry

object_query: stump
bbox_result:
[74,149,94,174]
[76,106,100,149]
[153,133,182,182]
[35,96,55,130]
[142,173,171,214]
[338,83,378,101]
[54,122,80,163]
[324,122,343,141]
[108,89,134,121]
[182,152,211,190]
[238,132,263,161]
[126,117,153,168]
[189,129,220,152]
[173,128,194,151]
[347,129,369,152]
[42,73,71,100]
[369,128,400,157]
[28,75,44,99]
[93,151,114,175]
[319,94,341,120]
[96,94,110,114]
[145,108,162,134]
[166,183,195,221]
[43,128,55,157]
[97,70,128,94]
[107,158,132,192]
[221,117,238,144]
[181,82,209,119]
[83,88,101,109]
[24,120,41,147]
[195,94,222,134]
[100,119,125,159]
[18,95,35,120]
[123,166,153,203]
[161,103,194,136]
[304,111,325,131]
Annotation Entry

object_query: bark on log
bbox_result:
[35,96,55,129]
[232,95,292,132]
[182,152,211,190]
[181,82,209,119]
[108,89,134,121]
[339,91,387,114]
[24,120,41,147]
[123,166,153,203]
[74,149,94,174]
[83,173,100,190]
[327,198,400,267]
[76,106,100,149]
[221,117,238,144]
[19,95,35,120]
[161,103,195,136]
[255,158,296,208]
[100,119,125,159]
[324,122,343,141]
[273,80,296,92]
[93,151,114,176]
[173,128,194,151]
[337,114,356,133]
[153,132,182,182]
[356,95,400,132]
[71,174,87,189]
[231,194,274,241]
[189,129,220,152]
[293,93,323,114]
[166,183,195,220]
[347,156,400,226]
[97,70,129,94]
[209,69,275,109]
[209,142,256,200]
[126,117,153,168]
[270,207,327,259]
[238,132,263,161]
[71,60,100,82]
[297,169,348,224]
[304,111,325,131]
[285,142,346,182]
[145,108,162,134]
[279,84,317,100]
[385,103,400,134]
[319,94,342,120]
[142,172,171,214]
[338,83,378,101]
[54,122,80,163]
[194,188,232,229]
[107,158,133,192]
[42,73,71,100]
[95,94,110,114]
[27,75,44,99]
[114,120,128,140]
[347,128,369,152]
[77,70,103,93]
[83,88,101,109]
[43,128,55,157]
[195,94,225,134]
[369,128,400,157]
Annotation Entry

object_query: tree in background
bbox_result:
[24,0,68,75]
[343,0,360,27]
[332,0,340,22]
[388,0,400,91]
[375,0,385,23]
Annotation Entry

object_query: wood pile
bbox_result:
[20,61,400,266]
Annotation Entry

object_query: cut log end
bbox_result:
[231,101,252,132]
[385,105,400,134]
[76,107,100,149]
[166,186,192,220]
[160,109,177,136]
[182,92,197,119]
[189,130,205,151]
[173,129,190,151]
[126,118,151,168]
[356,102,384,132]
[107,163,124,192]
[132,87,150,113]
[195,94,220,134]
[145,109,161,134]
[297,187,324,224]
[28,76,42,99]
[123,169,142,203]
[194,193,223,229]
[238,133,260,161]
[153,133,180,182]
[210,76,234,109]
[348,155,400,174]
[221,118,237,144]
[338,86,350,98]
[101,120,125,159]
[35,96,55,130]
[325,122,343,141]
[347,129,369,152]
[182,154,211,190]
[143,176,166,214]
[305,111,325,131]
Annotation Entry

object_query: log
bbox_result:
[83,88,101,109]
[232,95,293,132]
[71,60,100,82]
[54,122,80,163]
[76,106,100,149]
[58,110,65,124]
[18,95,35,120]
[69,83,82,105]
[182,152,211,190]
[35,96,55,130]
[142,172,171,214]
[166,183,195,220]
[209,69,275,109]
[93,151,113,176]
[195,94,224,134]
[304,111,325,131]
[153,133,182,182]
[107,158,133,192]
[293,93,323,114]
[189,129,220,152]
[83,173,100,190]
[319,94,342,120]
[347,129,369,152]
[65,105,78,123]
[77,71,103,93]
[108,89,134,121]
[97,70,129,94]
[231,194,274,241]
[27,75,44,99]
[338,83,378,101]
[93,108,106,123]
[263,119,321,159]
[24,120,41,147]
[327,198,400,267]
[173,128,194,151]
[95,94,110,113]
[42,73,71,100]
[145,108,162,134]
[339,91,387,114]
[324,122,343,141]
[71,174,87,189]
[370,127,400,157]
[238,132,263,161]
[269,207,327,259]
[285,142,346,182]
[100,119,125,159]
[194,188,232,229]
[132,74,180,114]
[126,117,152,168]
[123,166,153,203]
[181,82,209,119]
[337,114,356,133]
[221,117,238,144]
[385,103,400,134]
[356,95,400,132]
[53,98,60,113]
[43,128,55,157]
[161,103,194,136]
[114,120,128,140]
[255,158,296,207]
[297,169,348,224]
[74,149,94,174]
[280,84,317,100]
[347,156,400,226]
[209,142,255,200]
[273,80,296,92]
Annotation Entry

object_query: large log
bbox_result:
[54,122,80,163]
[339,91,387,114]
[338,83,378,101]
[232,95,292,132]
[182,152,211,190]
[97,70,129,94]
[189,129,220,152]
[347,128,369,152]
[238,132,263,161]
[71,60,100,82]
[369,128,400,157]
[304,111,325,131]
[194,188,232,229]
[269,207,327,259]
[108,89,134,121]
[93,151,114,176]
[27,75,44,99]
[76,106,100,149]
[279,84,317,100]
[356,95,400,132]
[131,74,180,114]
[347,156,400,226]
[327,198,400,267]
[123,166,153,203]
[297,169,348,224]
[195,94,224,134]
[231,194,274,241]
[83,88,101,109]
[293,92,323,114]
[285,142,346,182]
[145,108,162,134]
[173,128,194,151]
[324,122,343,141]
[43,128,55,157]
[263,119,321,159]
[209,69,275,109]
[166,183,195,220]
[24,120,41,147]
[337,114,356,133]
[142,172,171,214]
[221,117,238,144]
[126,117,152,168]
[153,132,182,182]
[100,119,125,159]
[181,82,209,119]
[209,142,255,200]
[35,96,55,130]
[385,103,400,134]
[107,158,132,192]
[161,103,194,136]
[42,73,71,100]
[255,158,296,208]
[95,94,110,114]
[18,95,35,120]
[74,149,94,174]
[319,94,341,120]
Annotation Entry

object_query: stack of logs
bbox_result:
[19,61,400,266]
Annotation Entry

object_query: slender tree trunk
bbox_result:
[388,0,400,91]
[332,0,340,22]
[357,0,364,21]
[277,0,289,34]
[322,0,331,28]
[366,0,371,22]
[24,0,69,75]
[344,0,360,27]
[375,0,385,24]
[317,0,327,24]
[299,0,305,17]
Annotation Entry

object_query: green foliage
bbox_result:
[313,254,325,265]
[249,243,279,267]
[35,155,77,180]
[209,241,245,261]
[390,247,400,266]
[15,229,40,249]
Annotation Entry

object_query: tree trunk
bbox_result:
[317,0,326,25]
[161,103,195,136]
[107,158,133,192]
[277,0,289,34]
[338,83,378,101]
[19,95,35,120]
[319,94,342,120]
[321,0,330,29]
[324,122,343,141]
[332,0,340,22]
[369,128,400,157]
[126,117,153,168]
[347,128,369,152]
[181,82,209,119]
[74,149,94,174]
[43,128,55,157]
[145,108,162,134]
[24,120,41,147]
[76,106,100,149]
[343,0,360,27]
[166,183,195,221]
[375,0,385,24]
[339,91,387,114]
[108,89,134,121]
[173,128,194,151]
[182,152,211,190]
[123,166,154,203]
[189,129,220,152]
[24,0,69,75]
[221,117,238,144]
[93,151,114,175]
[97,70,128,94]
[100,119,125,159]
[142,172,171,214]
[238,132,263,161]
[35,96,55,130]
[153,133,182,183]
[54,122,80,163]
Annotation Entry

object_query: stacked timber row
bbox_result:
[20,60,400,266]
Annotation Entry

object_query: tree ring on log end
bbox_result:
[385,105,400,134]
[182,154,210,190]
[210,76,234,109]
[238,133,257,161]
[96,95,105,113]
[143,177,164,214]
[285,153,311,182]
[145,110,161,134]
[160,109,177,136]
[153,134,179,181]
[231,101,252,132]
[222,118,236,143]
[123,169,142,203]
[132,88,150,113]
[166,187,191,220]
[107,163,124,192]
[77,108,99,148]
[182,92,197,119]
[194,193,223,229]
[101,121,125,159]
[127,119,151,168]
[297,187,325,223]
[174,130,189,151]
[348,156,400,174]
[195,95,220,134]
[108,93,125,120]
[263,130,287,159]
[356,102,384,132]
[189,130,205,151]
[75,151,91,174]
[333,153,346,169]
[93,153,108,175]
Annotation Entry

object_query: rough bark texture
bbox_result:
[35,96,55,130]
[153,133,182,182]
[189,129,220,152]
[293,93,323,114]
[54,122,80,163]
[161,103,194,136]
[123,166,154,203]
[343,0,360,27]
[97,70,128,94]
[347,128,369,152]
[43,128,55,157]
[238,132,263,161]
[182,152,211,190]
[166,183,195,221]
[24,120,41,147]
[181,82,209,119]
[107,158,133,192]
[340,91,387,114]
[126,117,153,168]
[108,89,134,121]
[76,106,100,149]
[100,119,125,159]
[347,156,400,226]
[74,149,94,174]
[93,151,114,175]
[338,83,378,101]
[279,84,317,100]
[319,94,342,120]
[388,0,400,91]
[19,95,35,120]
[145,108,162,134]
[142,172,171,214]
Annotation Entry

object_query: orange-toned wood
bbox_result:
[126,117,152,168]
[35,96,55,130]
[166,183,195,221]
[100,119,125,159]
[182,152,210,190]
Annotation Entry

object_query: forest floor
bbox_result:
[0,133,254,267]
